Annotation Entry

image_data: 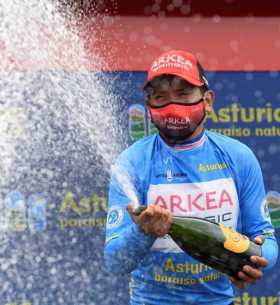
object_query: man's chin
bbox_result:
[159,130,193,144]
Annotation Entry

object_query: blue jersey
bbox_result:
[104,130,278,305]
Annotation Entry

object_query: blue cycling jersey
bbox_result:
[104,130,278,305]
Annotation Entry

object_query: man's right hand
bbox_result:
[127,204,172,237]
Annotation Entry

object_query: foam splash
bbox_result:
[0,0,134,226]
[0,0,137,303]
[113,164,139,206]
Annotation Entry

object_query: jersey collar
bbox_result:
[159,130,206,151]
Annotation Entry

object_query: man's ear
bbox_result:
[204,90,215,114]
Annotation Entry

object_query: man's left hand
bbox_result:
[230,235,268,289]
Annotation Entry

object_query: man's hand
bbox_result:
[127,204,172,237]
[230,235,268,289]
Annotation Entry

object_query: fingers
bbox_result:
[229,251,268,288]
[237,266,262,284]
[126,203,143,224]
[250,255,268,268]
[142,205,155,218]
[230,256,267,288]
[154,206,172,236]
[230,235,268,288]
[141,205,171,237]
[153,205,170,223]
[128,204,172,237]
[254,235,265,245]
[230,267,261,288]
[140,205,167,223]
[126,203,136,215]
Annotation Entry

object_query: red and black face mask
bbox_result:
[147,98,206,142]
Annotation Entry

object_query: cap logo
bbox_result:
[151,54,193,72]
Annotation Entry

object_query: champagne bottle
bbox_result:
[133,205,262,277]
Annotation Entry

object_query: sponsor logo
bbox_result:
[148,179,236,218]
[235,292,280,305]
[5,191,27,232]
[152,189,233,213]
[265,190,280,228]
[4,191,47,233]
[198,162,227,173]
[59,191,107,228]
[164,117,190,125]
[155,173,187,179]
[151,54,193,72]
[107,206,124,229]
[128,104,157,142]
[128,104,146,141]
[261,199,271,223]
[27,193,47,233]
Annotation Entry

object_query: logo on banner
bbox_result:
[4,191,47,233]
[264,190,280,228]
[59,191,108,229]
[128,104,146,141]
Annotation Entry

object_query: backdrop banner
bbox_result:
[0,71,279,305]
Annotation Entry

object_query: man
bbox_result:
[104,50,278,305]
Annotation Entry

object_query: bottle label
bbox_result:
[219,224,250,253]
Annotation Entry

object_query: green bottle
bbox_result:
[133,205,262,277]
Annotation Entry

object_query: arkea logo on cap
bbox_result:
[151,54,193,73]
[145,50,208,88]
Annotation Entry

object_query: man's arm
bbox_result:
[104,215,156,274]
[104,160,156,274]
[232,146,279,287]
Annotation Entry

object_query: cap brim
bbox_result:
[143,72,204,89]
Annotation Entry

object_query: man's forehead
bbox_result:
[150,75,195,90]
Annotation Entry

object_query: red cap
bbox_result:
[144,50,208,88]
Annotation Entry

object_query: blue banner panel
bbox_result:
[0,71,279,305]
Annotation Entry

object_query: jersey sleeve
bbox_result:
[237,146,278,268]
[104,154,156,274]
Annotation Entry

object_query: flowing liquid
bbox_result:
[113,164,139,206]
[0,0,133,233]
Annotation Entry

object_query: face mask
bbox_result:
[147,98,206,142]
